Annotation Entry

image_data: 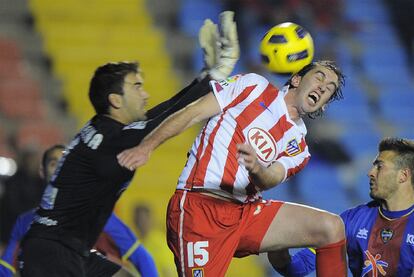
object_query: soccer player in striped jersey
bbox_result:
[0,144,157,277]
[118,59,347,276]
[269,137,414,277]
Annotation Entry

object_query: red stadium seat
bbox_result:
[0,79,44,120]
[0,37,24,79]
[0,78,42,100]
[0,37,22,61]
[15,121,65,151]
[0,59,24,79]
[0,98,45,120]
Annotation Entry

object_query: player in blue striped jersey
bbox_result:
[269,137,414,276]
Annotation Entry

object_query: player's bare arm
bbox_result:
[237,144,286,190]
[117,92,221,170]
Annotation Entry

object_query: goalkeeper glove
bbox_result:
[209,11,240,81]
[199,18,219,76]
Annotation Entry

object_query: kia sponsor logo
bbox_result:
[247,127,276,162]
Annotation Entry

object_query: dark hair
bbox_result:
[42,144,66,175]
[286,60,345,119]
[89,62,139,115]
[379,138,414,184]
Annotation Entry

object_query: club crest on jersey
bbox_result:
[284,138,302,156]
[192,268,204,277]
[247,127,276,163]
[380,228,394,244]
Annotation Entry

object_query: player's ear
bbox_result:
[321,104,327,112]
[108,93,122,109]
[290,75,302,88]
[398,168,410,183]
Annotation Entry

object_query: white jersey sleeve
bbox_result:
[210,74,268,111]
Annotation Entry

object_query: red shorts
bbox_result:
[166,190,284,277]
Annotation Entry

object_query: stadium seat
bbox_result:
[335,43,353,68]
[378,87,414,124]
[0,37,22,60]
[0,79,44,120]
[357,21,399,42]
[0,59,24,79]
[0,99,45,121]
[264,162,354,214]
[15,121,65,150]
[179,0,222,38]
[361,44,406,68]
[338,123,381,160]
[344,0,389,24]
[0,38,24,78]
[364,64,413,87]
[395,128,414,139]
[297,161,351,214]
[0,79,42,100]
[325,80,372,126]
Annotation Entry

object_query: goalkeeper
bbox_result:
[19,11,239,277]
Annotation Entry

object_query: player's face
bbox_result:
[120,72,149,123]
[45,149,64,183]
[294,65,338,115]
[368,150,399,201]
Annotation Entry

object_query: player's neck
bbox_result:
[104,113,129,125]
[284,92,302,122]
[287,106,301,122]
[382,192,414,211]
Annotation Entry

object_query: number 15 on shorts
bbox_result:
[187,241,209,267]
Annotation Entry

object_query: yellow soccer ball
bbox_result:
[260,22,314,74]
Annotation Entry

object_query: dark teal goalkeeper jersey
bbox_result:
[24,77,211,255]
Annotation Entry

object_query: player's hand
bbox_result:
[117,145,151,171]
[199,18,219,73]
[219,11,239,59]
[236,143,261,174]
[206,11,240,81]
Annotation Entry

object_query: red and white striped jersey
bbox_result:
[177,73,311,202]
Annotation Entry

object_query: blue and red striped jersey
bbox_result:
[277,201,414,276]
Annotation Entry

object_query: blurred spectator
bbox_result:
[0,147,43,244]
[133,204,176,277]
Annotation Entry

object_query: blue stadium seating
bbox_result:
[297,161,351,214]
[325,79,373,126]
[179,0,222,38]
[338,123,381,159]
[379,87,414,124]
